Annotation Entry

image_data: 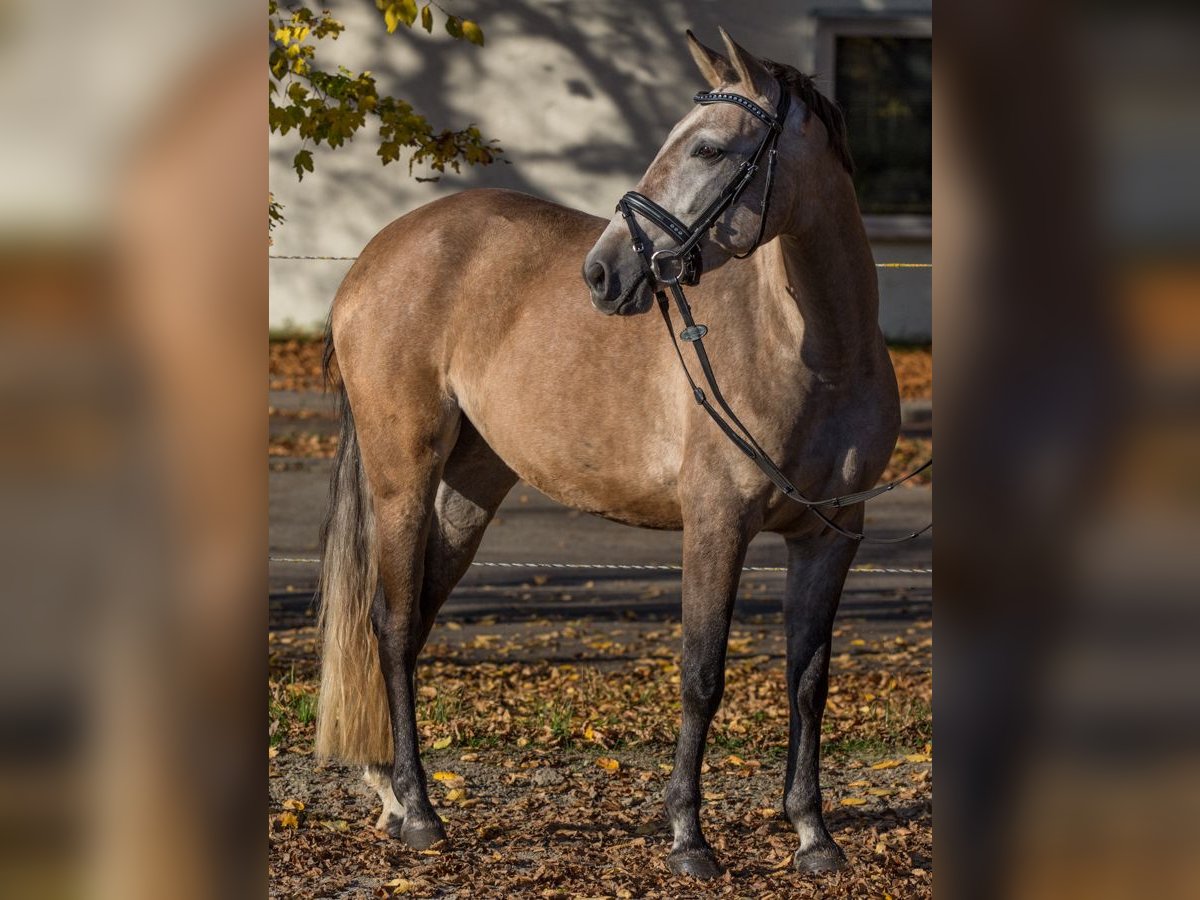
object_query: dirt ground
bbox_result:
[270,606,931,898]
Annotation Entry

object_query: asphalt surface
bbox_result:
[269,451,932,637]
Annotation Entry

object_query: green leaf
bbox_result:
[444,15,462,38]
[461,20,484,46]
[398,0,418,27]
[293,149,314,180]
[420,3,433,33]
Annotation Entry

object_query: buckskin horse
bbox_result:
[316,28,910,878]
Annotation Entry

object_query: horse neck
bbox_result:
[759,183,882,368]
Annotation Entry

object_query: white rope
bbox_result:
[268,556,930,575]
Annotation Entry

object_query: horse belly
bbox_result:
[456,367,685,530]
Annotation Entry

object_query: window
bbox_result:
[816,15,932,236]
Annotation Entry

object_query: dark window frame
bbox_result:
[814,12,932,240]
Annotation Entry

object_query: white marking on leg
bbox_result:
[363,766,404,830]
[795,819,821,852]
[669,812,689,851]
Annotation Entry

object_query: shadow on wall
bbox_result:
[267,1,817,328]
[269,0,813,233]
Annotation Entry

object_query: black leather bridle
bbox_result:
[616,77,932,544]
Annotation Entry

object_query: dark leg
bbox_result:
[665,506,752,879]
[782,518,861,872]
[368,419,516,843]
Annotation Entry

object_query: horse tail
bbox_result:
[315,327,391,764]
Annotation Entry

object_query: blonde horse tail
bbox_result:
[314,333,392,765]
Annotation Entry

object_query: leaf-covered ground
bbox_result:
[269,613,932,898]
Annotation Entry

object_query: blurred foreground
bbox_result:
[0,1,1198,898]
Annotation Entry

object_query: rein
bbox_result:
[616,78,932,544]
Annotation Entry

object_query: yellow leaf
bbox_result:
[282,798,305,811]
[268,746,279,759]
[432,736,452,750]
[850,638,866,647]
[445,787,466,802]
[278,811,299,828]
[383,877,414,895]
[757,807,776,818]
[905,753,932,763]
[432,771,464,786]
[871,758,903,770]
[461,19,484,46]
[839,797,867,807]
[726,754,745,767]
[848,779,869,788]
[596,757,619,772]
[868,787,894,796]
[384,4,400,33]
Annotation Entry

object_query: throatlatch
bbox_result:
[617,77,932,544]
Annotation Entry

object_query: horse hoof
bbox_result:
[400,821,446,851]
[383,813,405,841]
[793,843,847,874]
[667,848,723,880]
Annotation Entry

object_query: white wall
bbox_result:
[269,0,931,340]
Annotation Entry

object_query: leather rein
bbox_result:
[616,78,932,544]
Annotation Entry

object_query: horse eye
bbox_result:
[693,144,723,161]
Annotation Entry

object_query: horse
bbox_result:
[315,27,900,879]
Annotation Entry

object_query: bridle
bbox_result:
[616,77,932,544]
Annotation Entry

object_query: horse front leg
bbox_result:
[781,518,862,873]
[664,504,753,879]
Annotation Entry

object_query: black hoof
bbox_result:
[383,813,405,841]
[793,842,847,874]
[667,847,723,880]
[400,820,446,851]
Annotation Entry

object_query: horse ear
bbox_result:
[717,27,773,97]
[685,29,735,89]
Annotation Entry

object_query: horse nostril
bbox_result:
[585,261,608,297]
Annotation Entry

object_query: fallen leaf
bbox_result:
[432,771,464,787]
[432,737,452,750]
[278,811,299,829]
[839,797,867,807]
[871,758,903,770]
[282,798,304,811]
[595,757,619,772]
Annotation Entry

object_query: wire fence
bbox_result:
[269,556,931,576]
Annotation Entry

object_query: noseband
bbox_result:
[615,77,932,544]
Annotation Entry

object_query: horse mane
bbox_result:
[761,60,855,175]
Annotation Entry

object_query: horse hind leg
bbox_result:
[366,417,516,841]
